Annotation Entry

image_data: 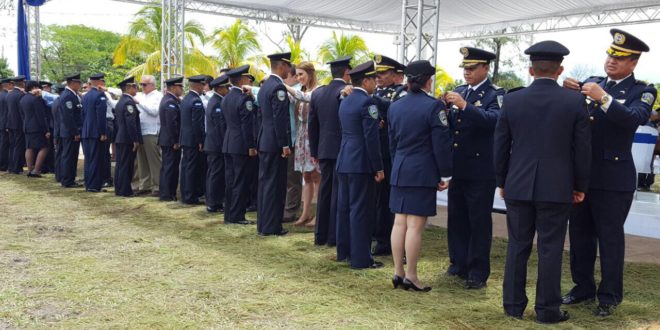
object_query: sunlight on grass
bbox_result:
[1,172,660,329]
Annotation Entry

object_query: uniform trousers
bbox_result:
[257,152,287,234]
[373,155,393,250]
[102,119,114,185]
[54,137,62,182]
[284,146,302,219]
[205,152,225,210]
[315,159,338,246]
[60,137,80,187]
[337,173,376,269]
[43,133,55,173]
[179,146,205,204]
[8,129,25,173]
[0,130,9,171]
[503,199,571,321]
[159,146,181,201]
[568,189,634,305]
[225,154,250,222]
[114,143,136,196]
[447,179,496,281]
[82,138,103,191]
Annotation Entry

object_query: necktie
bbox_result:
[605,80,616,91]
[465,88,473,100]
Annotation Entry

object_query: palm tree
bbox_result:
[112,3,217,79]
[434,66,455,97]
[318,32,371,67]
[209,19,262,69]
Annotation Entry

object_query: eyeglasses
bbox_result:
[139,83,151,87]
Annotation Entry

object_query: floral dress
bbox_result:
[293,88,320,173]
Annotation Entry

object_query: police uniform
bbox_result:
[59,74,84,188]
[389,60,452,216]
[336,61,384,269]
[565,29,657,316]
[81,73,109,192]
[495,41,591,323]
[222,65,256,225]
[158,77,184,201]
[204,75,230,213]
[39,81,56,174]
[446,47,504,288]
[113,77,141,197]
[52,95,62,182]
[371,54,405,256]
[20,84,49,154]
[308,56,351,246]
[6,76,27,174]
[179,75,207,204]
[256,53,292,236]
[0,78,13,171]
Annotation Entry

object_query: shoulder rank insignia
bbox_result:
[438,110,448,126]
[277,90,287,102]
[246,100,254,111]
[497,95,503,108]
[641,92,655,106]
[368,105,378,119]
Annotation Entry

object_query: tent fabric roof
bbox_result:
[200,0,659,33]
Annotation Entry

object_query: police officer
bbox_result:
[6,76,27,174]
[179,75,207,204]
[371,54,405,256]
[0,78,12,171]
[59,74,84,188]
[39,81,57,174]
[81,73,109,192]
[308,56,352,246]
[495,40,591,324]
[19,80,50,177]
[204,74,230,213]
[222,65,256,225]
[113,76,141,197]
[256,52,293,236]
[336,60,384,269]
[444,47,505,289]
[52,85,63,183]
[388,60,452,291]
[562,29,657,317]
[158,76,184,201]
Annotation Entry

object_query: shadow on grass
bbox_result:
[2,172,660,329]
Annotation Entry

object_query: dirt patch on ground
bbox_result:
[28,303,70,321]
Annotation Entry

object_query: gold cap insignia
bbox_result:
[460,47,469,57]
[374,54,382,64]
[614,33,626,45]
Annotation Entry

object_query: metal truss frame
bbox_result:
[25,0,41,80]
[437,4,660,41]
[160,0,185,90]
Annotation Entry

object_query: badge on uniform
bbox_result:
[246,100,254,112]
[101,97,106,101]
[65,101,73,109]
[127,105,134,114]
[194,102,202,107]
[215,107,222,113]
[368,105,378,119]
[277,90,286,102]
[399,91,407,98]
[497,95,503,108]
[168,104,176,109]
[438,110,448,126]
[641,92,655,106]
[474,100,482,107]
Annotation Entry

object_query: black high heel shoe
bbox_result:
[402,278,432,292]
[392,275,404,289]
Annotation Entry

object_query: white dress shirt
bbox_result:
[135,90,163,135]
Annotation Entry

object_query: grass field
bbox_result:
[1,171,660,329]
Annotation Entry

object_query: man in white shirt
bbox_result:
[133,75,163,196]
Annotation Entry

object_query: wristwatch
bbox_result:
[600,94,612,105]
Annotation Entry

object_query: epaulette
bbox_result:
[490,84,504,90]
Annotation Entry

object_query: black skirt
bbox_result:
[389,186,437,217]
[25,132,47,150]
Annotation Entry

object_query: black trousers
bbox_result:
[42,134,56,173]
[247,156,259,209]
[54,138,62,182]
[0,130,9,171]
[373,154,393,250]
[447,179,496,282]
[315,159,338,246]
[114,143,136,196]
[102,119,114,184]
[257,152,287,235]
[568,189,634,305]
[502,199,571,321]
[205,152,225,210]
[8,129,25,173]
[60,137,80,187]
[159,146,181,201]
[82,138,103,191]
[180,146,205,204]
[337,173,376,269]
[225,153,250,222]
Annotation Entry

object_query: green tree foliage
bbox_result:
[0,56,14,78]
[113,3,216,80]
[209,19,262,69]
[40,24,132,86]
[474,35,526,84]
[318,32,371,68]
[494,71,525,90]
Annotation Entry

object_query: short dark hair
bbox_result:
[407,74,432,93]
[25,80,40,91]
[352,76,365,87]
[229,76,241,86]
[331,66,349,79]
[289,64,297,77]
[531,60,561,76]
[271,60,291,71]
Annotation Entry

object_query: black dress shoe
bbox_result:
[86,188,108,193]
[593,304,616,317]
[226,219,251,225]
[402,278,432,292]
[561,293,595,305]
[372,244,392,256]
[246,205,257,212]
[445,269,467,280]
[259,230,289,236]
[465,279,487,290]
[103,181,114,188]
[207,207,224,213]
[63,183,83,188]
[536,310,569,324]
[27,172,42,178]
[392,275,405,289]
[160,197,177,202]
[505,312,523,320]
